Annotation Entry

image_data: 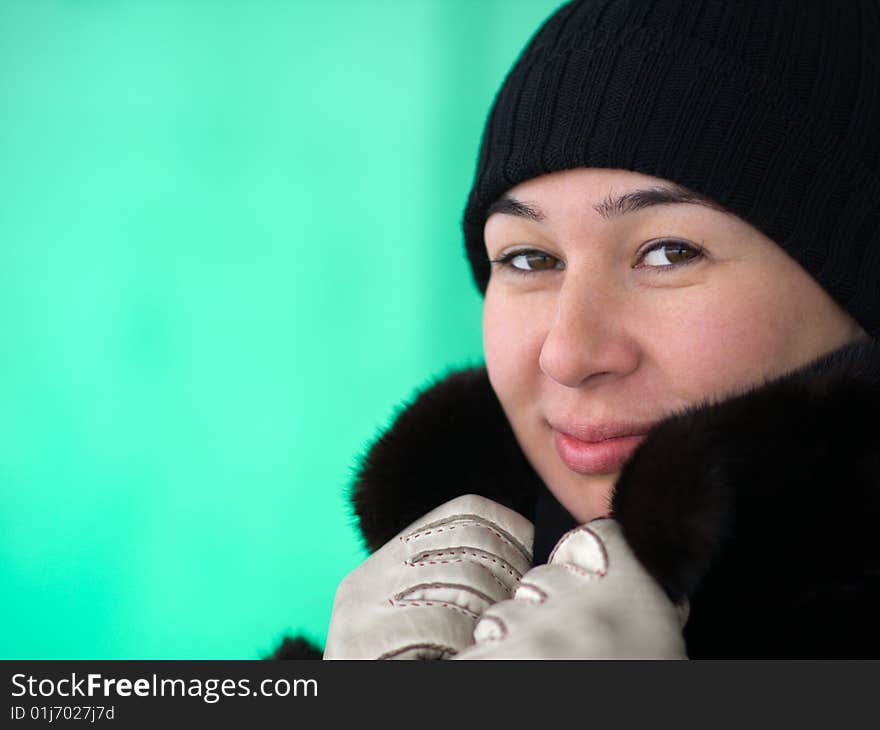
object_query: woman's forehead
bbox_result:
[488,168,732,229]
[504,168,711,205]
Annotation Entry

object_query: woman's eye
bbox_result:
[637,239,703,268]
[491,249,563,273]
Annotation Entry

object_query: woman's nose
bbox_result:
[538,277,639,389]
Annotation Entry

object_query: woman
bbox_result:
[273,0,880,659]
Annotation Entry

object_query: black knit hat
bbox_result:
[463,0,880,338]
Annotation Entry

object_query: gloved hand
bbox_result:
[453,518,689,659]
[323,494,534,659]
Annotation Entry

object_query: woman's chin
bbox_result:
[547,469,620,524]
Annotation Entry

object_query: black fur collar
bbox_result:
[349,338,880,657]
[349,365,542,553]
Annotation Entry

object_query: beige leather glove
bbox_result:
[323,494,533,659]
[453,518,688,659]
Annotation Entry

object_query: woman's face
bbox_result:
[483,167,867,523]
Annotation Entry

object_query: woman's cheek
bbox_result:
[655,280,791,401]
[483,291,547,403]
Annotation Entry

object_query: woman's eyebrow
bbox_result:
[595,184,729,219]
[485,196,546,222]
[486,183,728,223]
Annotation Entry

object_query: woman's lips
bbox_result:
[552,429,647,474]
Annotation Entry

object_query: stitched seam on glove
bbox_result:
[513,581,548,604]
[377,643,458,660]
[474,615,507,642]
[388,600,481,619]
[548,525,609,576]
[402,514,532,563]
[560,563,604,580]
[401,558,515,594]
[393,582,498,606]
[407,548,524,580]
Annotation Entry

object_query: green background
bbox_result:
[0,0,564,658]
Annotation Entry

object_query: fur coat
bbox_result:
[270,338,880,659]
